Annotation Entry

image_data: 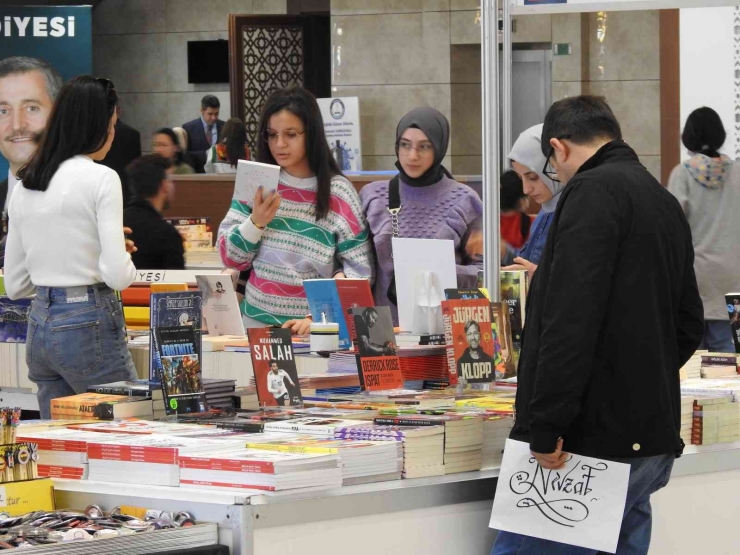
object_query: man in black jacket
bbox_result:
[492,96,704,555]
[182,95,224,173]
[124,155,185,270]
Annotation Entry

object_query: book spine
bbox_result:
[245,443,337,454]
[374,417,441,427]
[441,303,457,385]
[179,479,275,491]
[86,387,151,397]
[179,457,275,473]
[151,327,171,415]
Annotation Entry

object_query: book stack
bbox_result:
[680,396,694,446]
[480,415,514,469]
[454,394,516,415]
[16,429,131,480]
[335,424,445,478]
[397,345,450,382]
[178,447,343,492]
[67,419,213,436]
[395,333,446,346]
[680,350,704,381]
[87,380,164,419]
[692,396,740,445]
[86,433,244,486]
[700,353,739,379]
[245,435,403,485]
[164,217,213,252]
[373,414,483,474]
[50,393,153,421]
[234,385,260,410]
[203,378,237,410]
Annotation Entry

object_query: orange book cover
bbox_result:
[441,299,496,384]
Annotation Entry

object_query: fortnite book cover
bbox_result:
[153,325,207,415]
[247,328,302,407]
[149,291,203,381]
[350,306,403,391]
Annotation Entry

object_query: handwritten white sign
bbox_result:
[489,439,630,554]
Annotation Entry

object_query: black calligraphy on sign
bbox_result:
[509,456,609,527]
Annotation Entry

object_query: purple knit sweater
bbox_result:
[360,175,484,324]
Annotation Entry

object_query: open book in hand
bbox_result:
[234,160,281,204]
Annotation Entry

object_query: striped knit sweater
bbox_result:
[217,170,374,325]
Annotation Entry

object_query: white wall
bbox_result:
[679,6,737,160]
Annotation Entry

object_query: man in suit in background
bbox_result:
[0,56,62,268]
[98,104,142,206]
[182,95,224,173]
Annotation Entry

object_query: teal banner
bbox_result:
[0,6,92,180]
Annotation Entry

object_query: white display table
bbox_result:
[51,441,740,555]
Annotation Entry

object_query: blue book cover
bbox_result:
[303,279,350,349]
[149,291,203,381]
[0,298,32,342]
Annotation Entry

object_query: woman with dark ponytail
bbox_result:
[5,76,138,418]
[668,106,740,352]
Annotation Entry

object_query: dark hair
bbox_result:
[363,307,378,319]
[682,107,726,158]
[19,76,118,192]
[269,360,278,367]
[256,86,341,220]
[464,320,481,334]
[541,95,622,157]
[126,154,172,199]
[154,128,185,165]
[500,169,525,211]
[0,56,63,101]
[201,95,220,110]
[221,118,247,168]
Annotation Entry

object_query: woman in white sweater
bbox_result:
[5,76,138,418]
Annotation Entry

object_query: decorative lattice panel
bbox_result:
[242,25,304,153]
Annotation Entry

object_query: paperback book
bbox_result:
[153,326,207,415]
[350,306,404,391]
[500,270,527,364]
[150,290,203,381]
[247,328,303,407]
[441,298,496,384]
[196,274,245,337]
[727,293,740,354]
[304,279,373,350]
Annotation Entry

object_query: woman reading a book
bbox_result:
[4,77,138,418]
[360,107,484,325]
[217,87,374,333]
[501,124,564,275]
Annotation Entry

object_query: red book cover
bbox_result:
[350,306,404,391]
[121,287,152,307]
[247,328,303,407]
[335,279,374,349]
[180,479,275,491]
[441,299,496,384]
[179,456,275,474]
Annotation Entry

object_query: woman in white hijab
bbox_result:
[501,124,564,273]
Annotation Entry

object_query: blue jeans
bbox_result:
[491,453,674,555]
[27,284,137,419]
[701,320,735,353]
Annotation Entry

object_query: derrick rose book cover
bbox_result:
[153,325,207,415]
[350,306,404,391]
[247,328,303,407]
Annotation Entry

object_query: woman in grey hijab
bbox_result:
[501,124,565,271]
[360,107,484,325]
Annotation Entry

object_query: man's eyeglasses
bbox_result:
[264,129,305,144]
[542,134,571,183]
[95,78,115,94]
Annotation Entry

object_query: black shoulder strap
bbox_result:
[388,175,401,210]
